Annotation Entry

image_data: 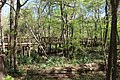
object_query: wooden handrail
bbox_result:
[0,36,64,45]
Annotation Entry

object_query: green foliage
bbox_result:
[4,75,14,80]
[17,55,33,65]
[17,54,96,69]
[38,56,68,69]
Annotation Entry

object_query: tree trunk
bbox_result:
[0,9,5,54]
[13,0,21,72]
[9,0,14,68]
[65,13,69,57]
[60,2,65,40]
[103,0,109,72]
[13,0,28,72]
[104,0,109,47]
[48,2,51,53]
[111,1,118,79]
[106,0,119,80]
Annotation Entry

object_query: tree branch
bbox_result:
[5,2,16,12]
[20,0,29,7]
[25,21,48,58]
[41,1,49,13]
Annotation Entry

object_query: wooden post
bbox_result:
[27,45,30,57]
[38,46,39,55]
[59,44,61,47]
[22,46,24,56]
[55,44,57,53]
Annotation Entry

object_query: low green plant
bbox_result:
[4,75,14,80]
[17,55,33,65]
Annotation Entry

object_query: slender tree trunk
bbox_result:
[60,2,65,40]
[9,0,14,68]
[0,9,5,54]
[13,0,28,72]
[104,0,109,46]
[13,0,21,72]
[65,13,69,57]
[60,2,65,55]
[94,9,98,38]
[103,0,109,71]
[106,0,119,80]
[48,2,51,53]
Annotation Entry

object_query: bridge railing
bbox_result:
[40,37,63,44]
[0,36,64,46]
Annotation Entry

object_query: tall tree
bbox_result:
[13,0,28,72]
[106,0,119,80]
[9,0,14,68]
[104,0,109,46]
[60,1,65,40]
[0,0,6,54]
[103,0,109,70]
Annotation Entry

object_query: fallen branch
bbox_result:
[25,22,48,58]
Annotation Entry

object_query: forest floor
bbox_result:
[9,50,120,80]
[11,62,106,80]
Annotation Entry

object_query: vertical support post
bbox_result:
[55,44,57,53]
[22,46,24,56]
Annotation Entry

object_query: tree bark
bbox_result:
[0,9,5,54]
[13,0,21,72]
[60,2,65,40]
[106,0,119,80]
[13,0,28,72]
[0,0,6,54]
[48,2,51,53]
[104,0,109,47]
[9,0,14,68]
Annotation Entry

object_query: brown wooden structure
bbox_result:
[0,35,64,56]
[0,36,63,46]
[0,35,105,56]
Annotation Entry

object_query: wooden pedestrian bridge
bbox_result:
[0,36,65,55]
[0,36,103,48]
[0,36,104,55]
[0,36,64,46]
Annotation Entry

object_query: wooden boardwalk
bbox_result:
[0,36,64,46]
[0,36,104,48]
[0,36,65,56]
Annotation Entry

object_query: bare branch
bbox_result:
[41,1,49,13]
[25,21,48,57]
[5,2,16,12]
[20,0,29,7]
